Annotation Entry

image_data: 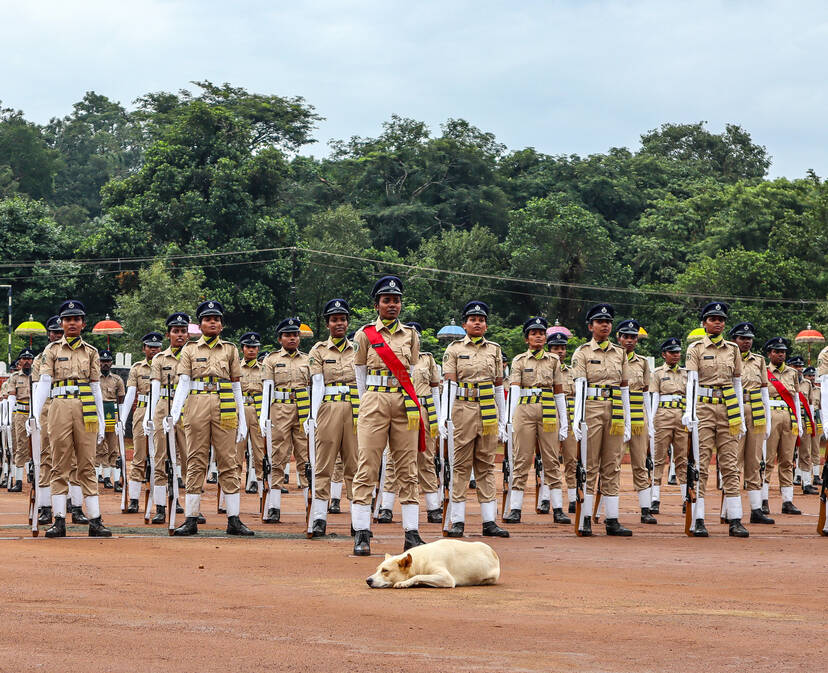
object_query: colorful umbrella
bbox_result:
[638,326,648,340]
[437,319,465,340]
[188,323,202,338]
[795,324,825,364]
[545,319,572,339]
[299,322,314,338]
[92,314,124,348]
[14,315,46,346]
[687,327,706,341]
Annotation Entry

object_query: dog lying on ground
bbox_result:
[365,539,500,589]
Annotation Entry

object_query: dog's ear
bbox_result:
[398,553,412,570]
[384,553,392,561]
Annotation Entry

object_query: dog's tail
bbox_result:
[483,544,500,584]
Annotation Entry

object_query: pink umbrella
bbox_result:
[188,323,202,338]
[546,319,572,338]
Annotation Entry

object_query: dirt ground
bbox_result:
[1,464,825,673]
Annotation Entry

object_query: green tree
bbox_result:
[0,107,61,199]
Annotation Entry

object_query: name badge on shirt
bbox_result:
[459,355,471,360]
[58,357,69,362]
[590,360,601,364]
[196,358,207,362]
[524,368,534,372]
[703,356,714,360]
[276,363,286,368]
[662,377,671,381]
[324,359,337,363]
[162,366,172,371]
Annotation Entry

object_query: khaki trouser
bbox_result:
[96,432,119,466]
[152,397,188,486]
[584,399,623,497]
[696,402,740,497]
[653,407,688,485]
[47,398,98,497]
[384,426,440,496]
[312,400,358,502]
[13,413,32,467]
[798,432,815,473]
[450,399,497,503]
[38,401,52,488]
[764,407,795,489]
[512,403,561,491]
[129,406,148,482]
[738,403,765,491]
[811,424,823,467]
[561,433,577,490]
[352,392,418,506]
[331,454,352,500]
[235,404,264,479]
[184,393,239,495]
[269,402,309,488]
[626,429,650,492]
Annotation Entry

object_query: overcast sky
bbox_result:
[2,1,826,178]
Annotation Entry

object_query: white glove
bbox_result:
[169,375,191,426]
[555,392,568,441]
[760,387,771,439]
[303,417,316,436]
[733,376,746,437]
[143,417,154,435]
[573,377,586,442]
[162,416,173,434]
[682,370,698,427]
[621,386,631,443]
[259,379,273,436]
[648,392,659,441]
[438,380,457,440]
[115,420,124,436]
[91,382,105,444]
[25,416,39,435]
[498,422,509,443]
[232,381,247,443]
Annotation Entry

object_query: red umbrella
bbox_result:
[795,324,825,365]
[92,314,124,348]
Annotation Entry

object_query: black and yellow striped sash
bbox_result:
[459,381,497,435]
[272,387,310,425]
[700,385,741,435]
[629,391,645,435]
[747,389,766,428]
[419,395,438,437]
[518,389,558,433]
[323,383,361,431]
[191,376,237,428]
[52,378,97,431]
[586,385,624,436]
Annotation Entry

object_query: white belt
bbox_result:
[520,388,543,397]
[769,400,788,408]
[366,374,399,387]
[697,386,726,398]
[159,391,172,398]
[137,393,150,402]
[272,390,294,401]
[660,394,684,402]
[51,386,80,397]
[190,381,224,392]
[586,386,614,397]
[324,385,351,395]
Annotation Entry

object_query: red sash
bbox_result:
[799,392,815,436]
[363,325,427,452]
[767,370,797,416]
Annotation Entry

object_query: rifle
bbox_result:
[143,428,156,522]
[373,448,388,523]
[592,477,602,523]
[575,381,588,536]
[667,445,676,484]
[261,437,272,520]
[0,399,8,488]
[685,377,700,536]
[27,373,41,537]
[442,386,455,535]
[717,456,726,524]
[305,416,316,538]
[534,449,544,514]
[245,437,257,493]
[501,399,515,521]
[818,460,828,536]
[164,375,179,535]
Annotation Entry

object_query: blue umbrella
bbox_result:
[437,318,465,340]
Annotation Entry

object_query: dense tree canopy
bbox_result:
[0,82,825,362]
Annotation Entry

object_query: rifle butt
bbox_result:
[818,497,827,536]
[574,500,582,537]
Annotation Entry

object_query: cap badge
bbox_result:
[389,280,396,287]
[208,301,214,308]
[474,305,481,311]
[715,304,721,310]
[68,302,75,309]
[600,306,607,313]
[334,301,341,307]
[535,318,540,323]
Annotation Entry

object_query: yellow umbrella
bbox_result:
[638,326,648,339]
[299,322,314,338]
[687,327,706,341]
[15,315,46,346]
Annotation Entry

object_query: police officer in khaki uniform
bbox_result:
[546,331,578,514]
[145,313,191,524]
[728,323,773,523]
[571,303,632,537]
[305,300,361,536]
[820,346,828,452]
[122,332,162,513]
[30,315,64,523]
[763,338,802,515]
[170,300,251,536]
[504,317,569,524]
[649,338,689,515]
[440,300,510,539]
[259,317,311,523]
[6,348,34,492]
[616,319,655,524]
[683,302,748,538]
[96,350,125,490]
[375,321,443,525]
[788,355,818,494]
[237,332,264,494]
[31,300,110,537]
[803,366,822,486]
[351,275,426,556]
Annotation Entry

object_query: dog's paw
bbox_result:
[393,581,411,589]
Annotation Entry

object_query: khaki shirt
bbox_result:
[740,351,767,391]
[179,337,242,381]
[653,363,687,395]
[571,339,629,385]
[353,317,419,371]
[442,335,503,383]
[412,352,440,397]
[509,350,561,389]
[262,349,310,388]
[7,371,32,402]
[685,335,742,385]
[41,336,100,383]
[238,359,263,395]
[809,379,819,409]
[151,347,184,388]
[818,346,828,378]
[127,359,153,394]
[99,371,125,402]
[767,363,799,400]
[559,363,575,397]
[625,352,650,392]
[309,338,356,385]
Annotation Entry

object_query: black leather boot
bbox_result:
[175,500,184,514]
[353,529,371,556]
[802,484,819,495]
[446,521,464,538]
[794,473,802,486]
[426,509,442,524]
[568,501,576,514]
[640,508,657,524]
[693,519,709,537]
[761,499,770,514]
[482,521,510,537]
[502,509,521,523]
[71,507,89,524]
[245,481,258,494]
[45,516,66,538]
[403,529,425,550]
[88,517,112,537]
[226,516,254,536]
[649,500,660,514]
[728,519,749,537]
[375,508,393,523]
[328,498,341,514]
[38,506,53,525]
[781,501,801,515]
[537,500,550,514]
[173,516,199,536]
[103,477,113,489]
[197,512,206,524]
[815,475,823,486]
[750,508,774,524]
[151,505,166,524]
[126,498,139,514]
[605,518,633,536]
[579,516,592,537]
[350,525,373,538]
[206,473,217,484]
[263,508,280,523]
[553,508,571,524]
[9,479,22,492]
[311,519,327,537]
[97,473,104,483]
[113,481,123,493]
[668,475,677,485]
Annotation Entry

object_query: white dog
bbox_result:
[365,539,500,589]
